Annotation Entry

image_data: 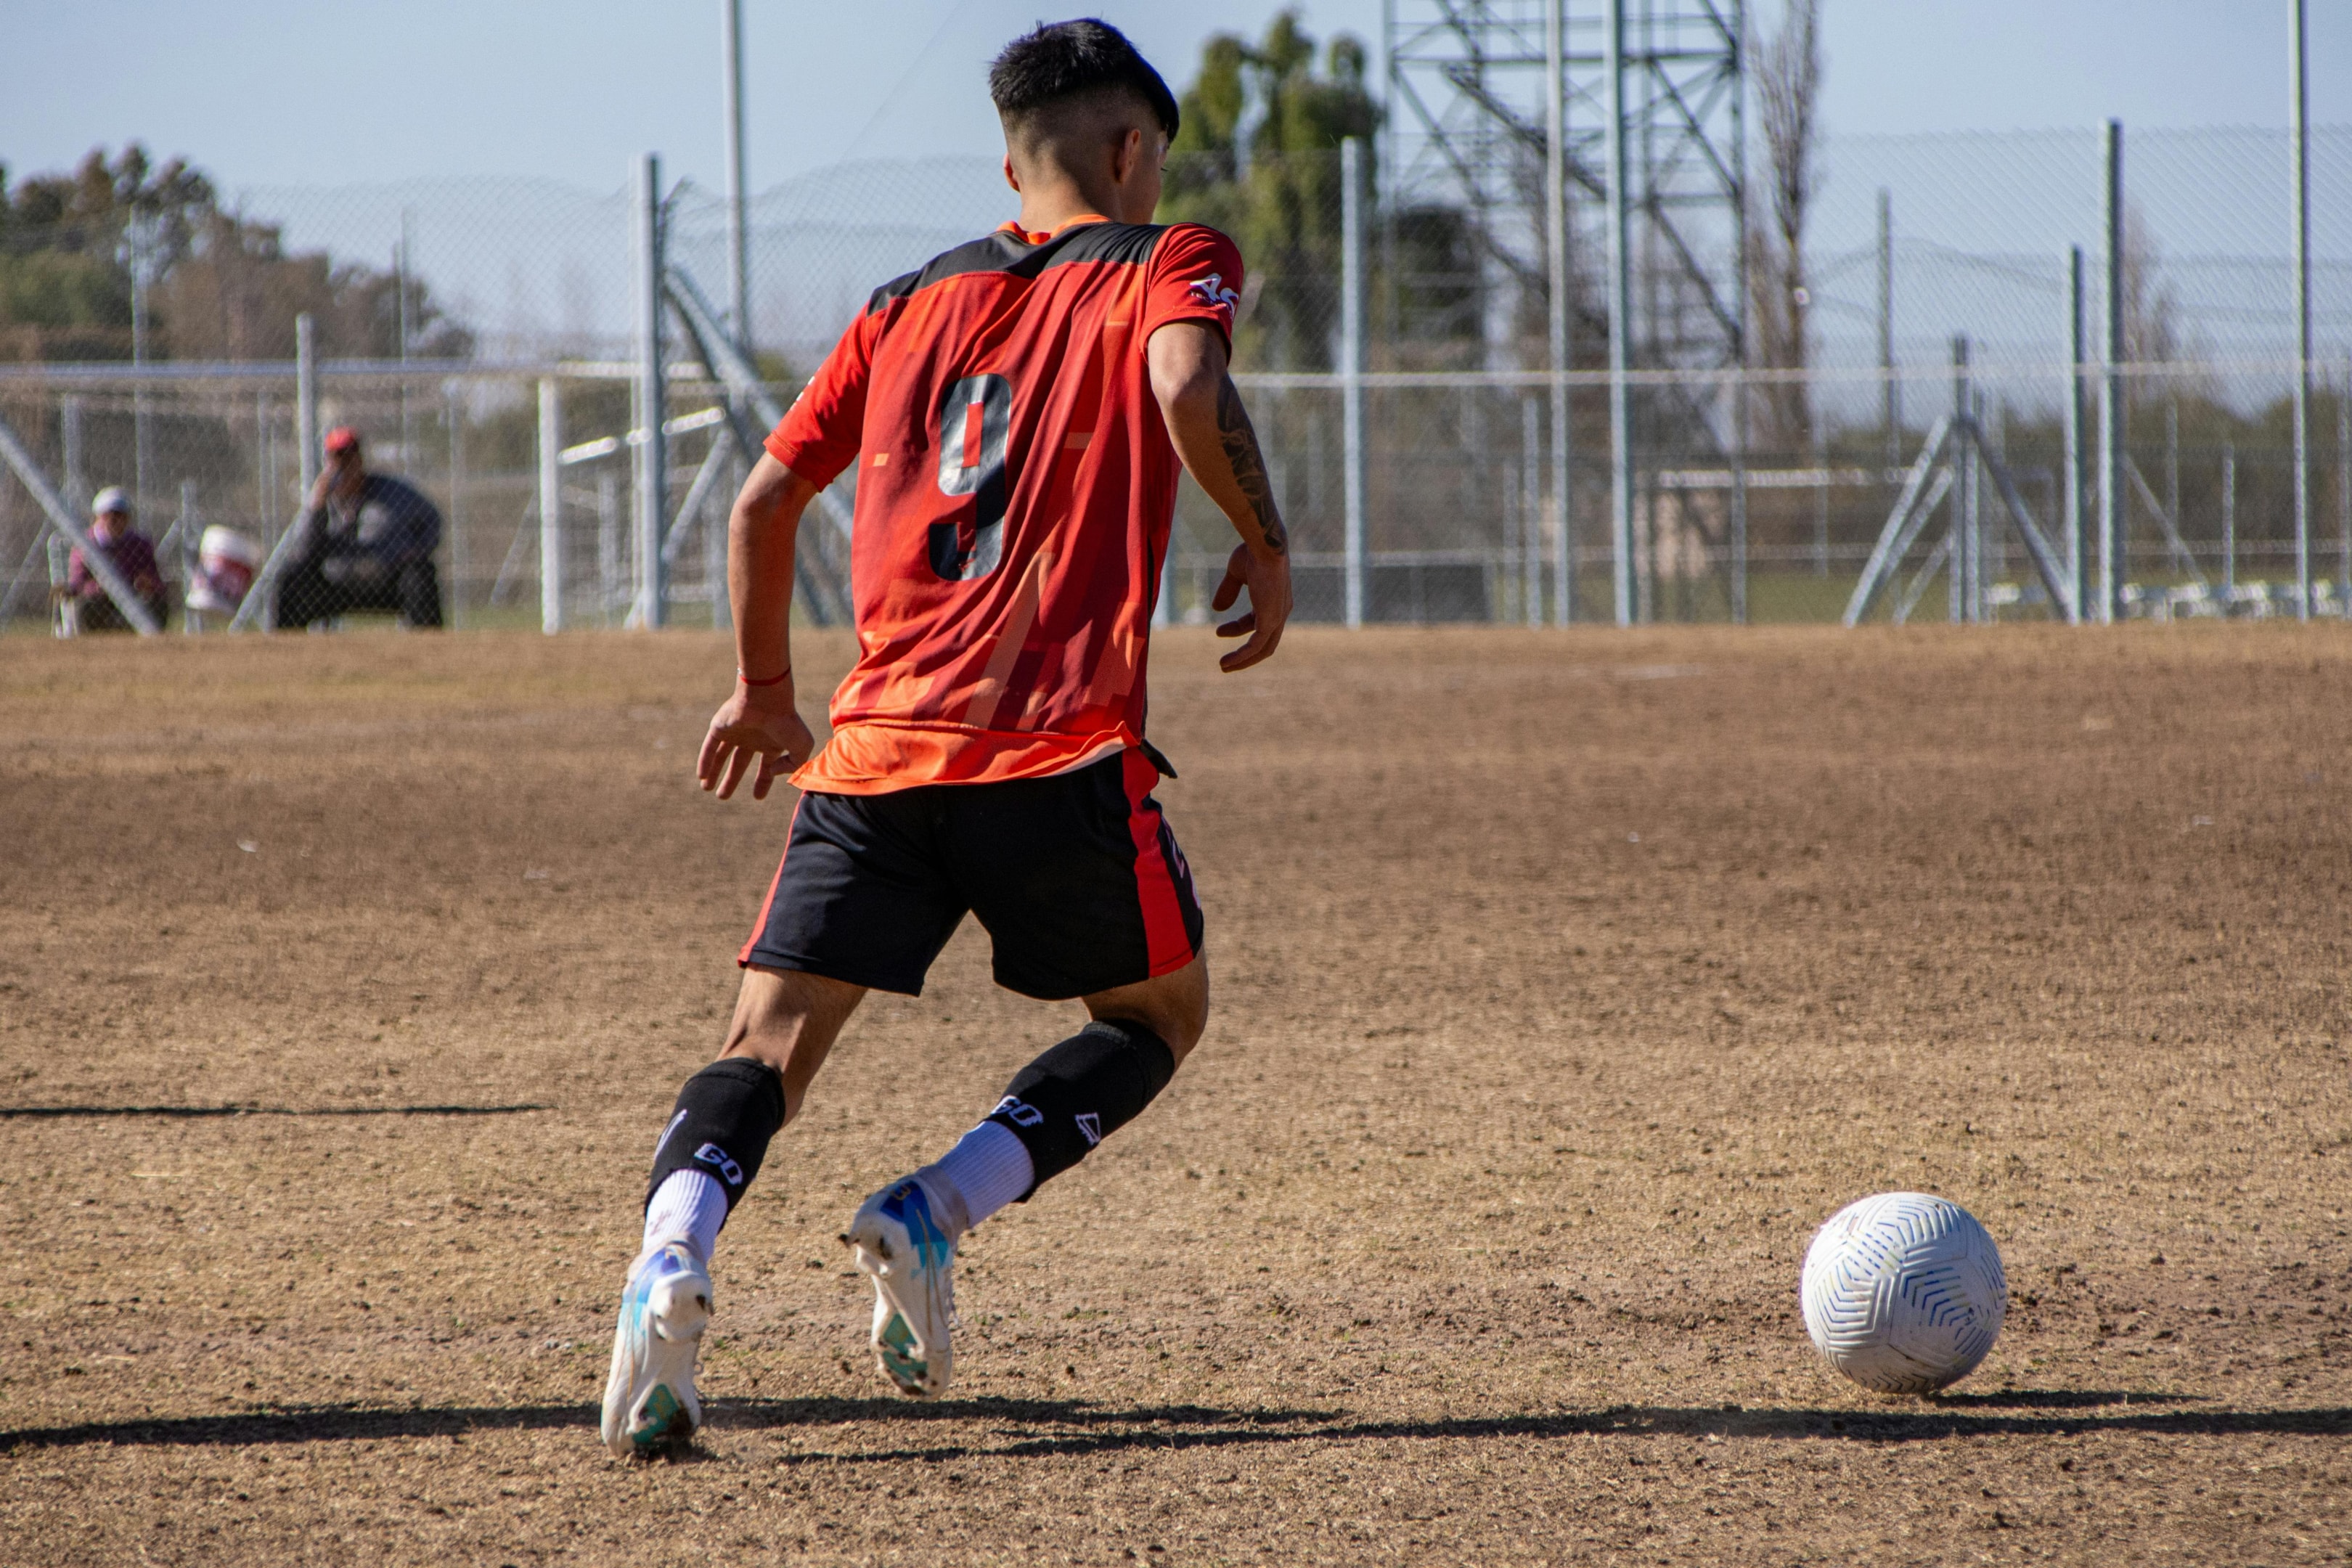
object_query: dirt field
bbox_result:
[3,624,2348,1565]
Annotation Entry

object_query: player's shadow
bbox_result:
[0,1104,552,1119]
[738,1396,2352,1464]
[7,1394,2346,1456]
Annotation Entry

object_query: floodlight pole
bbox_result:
[1543,0,1572,625]
[2289,0,2313,620]
[2098,120,2125,625]
[1604,0,1635,626]
[539,377,563,633]
[1341,136,1368,630]
[635,153,669,630]
[1726,0,1750,626]
[722,0,751,353]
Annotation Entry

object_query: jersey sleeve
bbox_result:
[765,309,883,489]
[1139,223,1245,353]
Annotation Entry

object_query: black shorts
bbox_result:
[739,748,1204,1000]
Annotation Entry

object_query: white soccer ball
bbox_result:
[1800,1191,2006,1394]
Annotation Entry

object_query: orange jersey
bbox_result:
[765,217,1244,795]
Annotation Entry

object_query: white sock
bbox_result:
[640,1168,727,1267]
[920,1120,1035,1234]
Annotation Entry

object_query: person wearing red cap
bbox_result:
[274,426,444,628]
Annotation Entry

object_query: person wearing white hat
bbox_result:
[63,486,168,632]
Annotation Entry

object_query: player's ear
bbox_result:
[1111,125,1141,187]
[1002,154,1021,194]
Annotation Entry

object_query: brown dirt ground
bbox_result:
[2,624,2349,1565]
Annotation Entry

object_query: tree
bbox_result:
[1160,12,1381,370]
[1749,0,1823,454]
[0,144,468,363]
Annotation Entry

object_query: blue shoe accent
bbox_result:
[881,1180,953,1270]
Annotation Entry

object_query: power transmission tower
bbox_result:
[1385,0,1749,623]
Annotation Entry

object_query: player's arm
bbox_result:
[1147,321,1292,673]
[697,452,822,801]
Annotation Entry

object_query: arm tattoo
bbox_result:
[1214,376,1289,555]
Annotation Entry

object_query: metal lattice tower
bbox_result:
[1384,0,1748,623]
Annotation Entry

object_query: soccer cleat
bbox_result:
[841,1175,959,1398]
[599,1242,712,1458]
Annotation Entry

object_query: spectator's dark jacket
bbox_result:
[292,474,442,570]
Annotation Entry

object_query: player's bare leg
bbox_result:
[601,967,864,1458]
[845,955,1208,1397]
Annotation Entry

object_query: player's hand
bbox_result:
[1211,544,1291,672]
[698,682,817,801]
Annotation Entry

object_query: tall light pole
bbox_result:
[2289,0,2313,619]
[1543,0,1572,625]
[723,0,751,356]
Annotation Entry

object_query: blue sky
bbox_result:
[2,1,2345,196]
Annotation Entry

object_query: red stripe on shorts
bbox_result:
[1120,747,1192,976]
[737,794,806,966]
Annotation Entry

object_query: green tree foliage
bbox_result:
[0,145,468,363]
[1159,12,1379,370]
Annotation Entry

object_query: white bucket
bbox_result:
[189,525,262,613]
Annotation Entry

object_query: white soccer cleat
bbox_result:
[600,1241,712,1458]
[842,1175,959,1398]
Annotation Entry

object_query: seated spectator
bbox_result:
[274,426,444,629]
[64,486,168,633]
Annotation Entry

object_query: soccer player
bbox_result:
[601,18,1293,1456]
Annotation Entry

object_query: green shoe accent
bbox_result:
[878,1311,927,1389]
[632,1383,688,1450]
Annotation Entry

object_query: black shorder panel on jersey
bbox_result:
[866,220,1171,312]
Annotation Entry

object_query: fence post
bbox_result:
[2222,442,2237,603]
[61,396,85,513]
[271,311,320,633]
[446,380,464,629]
[1341,136,1367,630]
[2098,121,2124,625]
[2063,246,2086,623]
[1604,0,1635,626]
[539,377,563,634]
[2339,355,2351,611]
[179,480,197,634]
[2289,0,2313,619]
[1951,336,1971,624]
[1879,190,1898,473]
[1522,396,1542,625]
[635,152,669,629]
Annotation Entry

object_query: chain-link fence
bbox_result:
[5,127,2348,632]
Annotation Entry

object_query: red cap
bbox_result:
[324,425,361,455]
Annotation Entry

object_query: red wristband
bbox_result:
[738,667,791,688]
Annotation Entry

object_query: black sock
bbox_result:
[645,1058,786,1214]
[985,1018,1176,1199]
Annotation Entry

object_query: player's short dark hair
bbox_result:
[989,19,1179,140]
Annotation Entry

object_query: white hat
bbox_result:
[91,486,129,515]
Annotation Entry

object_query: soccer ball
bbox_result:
[1800,1192,2006,1394]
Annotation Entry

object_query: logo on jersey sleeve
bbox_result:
[1187,273,1240,317]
